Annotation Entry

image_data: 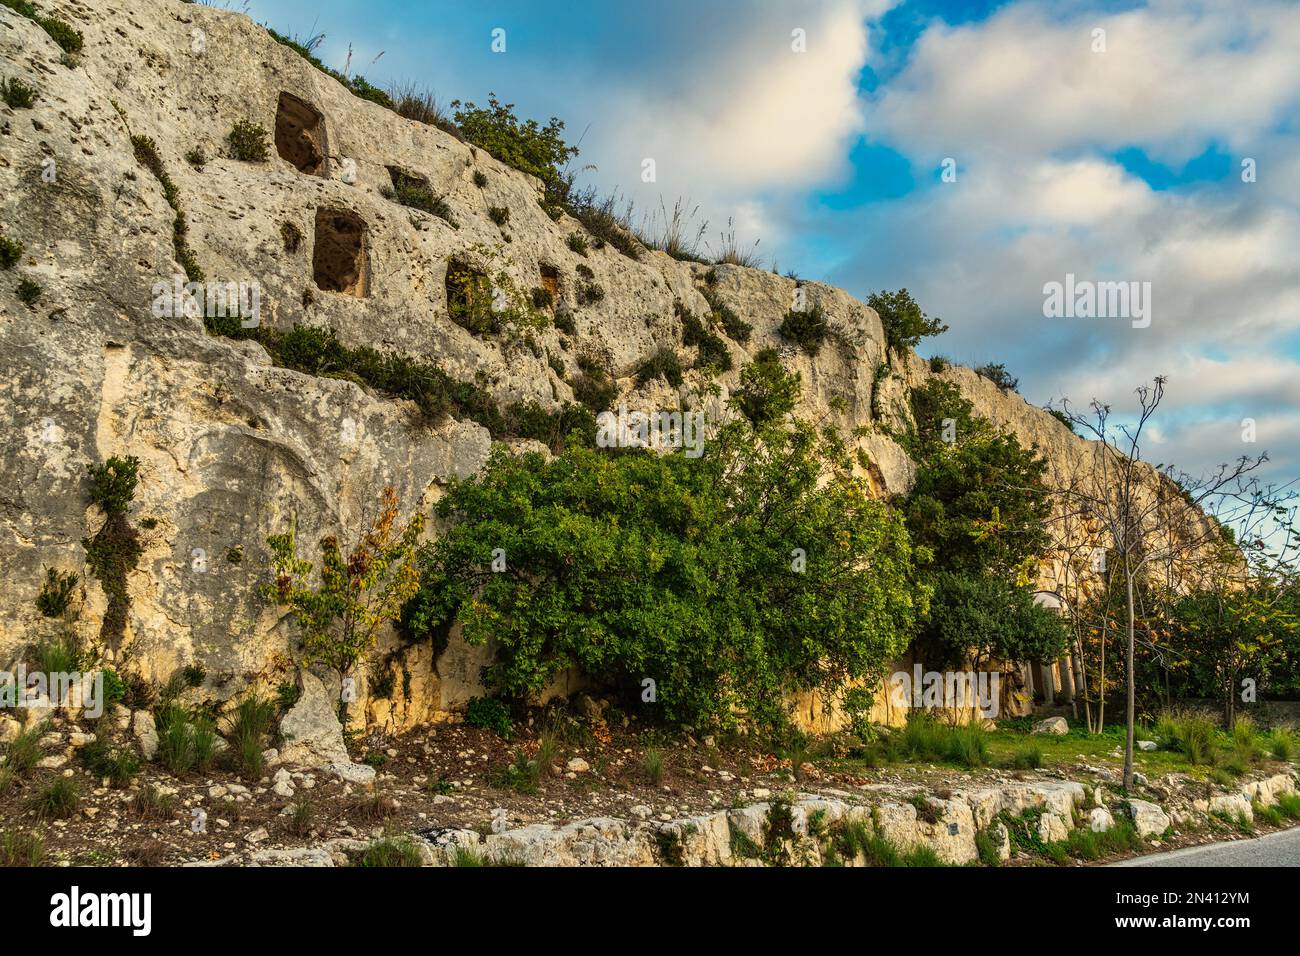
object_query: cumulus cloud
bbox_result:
[815,0,1300,487]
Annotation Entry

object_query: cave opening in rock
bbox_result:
[312,208,368,297]
[275,92,328,176]
[539,264,560,300]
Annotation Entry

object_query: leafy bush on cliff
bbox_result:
[402,418,924,730]
[869,288,947,353]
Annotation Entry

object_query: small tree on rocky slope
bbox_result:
[1051,377,1280,790]
[265,487,424,723]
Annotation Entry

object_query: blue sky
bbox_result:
[245,0,1300,494]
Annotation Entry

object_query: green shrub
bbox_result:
[86,456,139,517]
[404,415,921,731]
[0,234,22,269]
[869,288,947,353]
[99,668,126,708]
[451,94,579,215]
[465,697,513,737]
[566,232,589,257]
[974,363,1018,392]
[634,346,684,387]
[701,287,751,344]
[0,1,83,53]
[0,76,37,108]
[16,277,41,307]
[34,567,78,618]
[777,300,829,355]
[382,172,457,227]
[487,206,510,226]
[975,829,1001,866]
[730,348,799,427]
[227,120,269,162]
[677,302,731,371]
[472,170,488,188]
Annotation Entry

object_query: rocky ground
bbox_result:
[2,680,1297,867]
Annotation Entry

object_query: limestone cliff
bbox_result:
[0,0,1180,730]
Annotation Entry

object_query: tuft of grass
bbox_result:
[975,829,1001,866]
[286,798,314,837]
[642,748,665,786]
[1007,743,1043,770]
[1253,800,1284,828]
[1267,727,1295,762]
[1274,792,1300,820]
[129,784,175,821]
[1,76,37,108]
[0,828,44,867]
[227,120,269,162]
[493,752,542,795]
[77,738,140,788]
[224,695,276,777]
[28,630,86,675]
[27,777,79,821]
[1156,712,1218,766]
[708,217,761,268]
[3,720,48,778]
[451,845,489,867]
[386,81,462,138]
[563,186,642,260]
[360,836,424,867]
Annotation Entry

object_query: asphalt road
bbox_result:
[1110,825,1300,867]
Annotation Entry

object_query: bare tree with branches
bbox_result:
[1051,377,1271,790]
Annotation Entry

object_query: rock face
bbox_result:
[1124,799,1171,838]
[277,672,349,767]
[1033,717,1069,736]
[0,0,1216,730]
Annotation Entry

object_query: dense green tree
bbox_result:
[868,288,948,353]
[902,382,1050,580]
[919,571,1070,670]
[403,418,925,730]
